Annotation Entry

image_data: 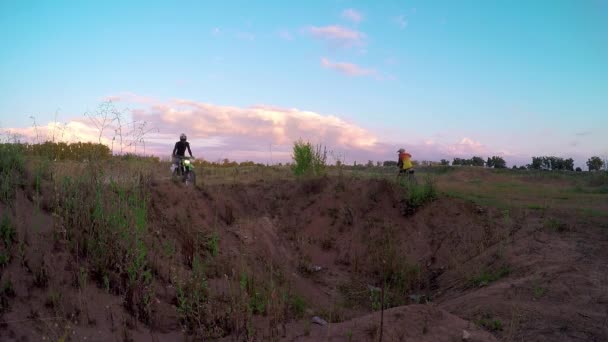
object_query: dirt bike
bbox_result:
[171,156,196,186]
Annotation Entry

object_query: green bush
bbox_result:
[291,140,327,177]
[402,176,437,209]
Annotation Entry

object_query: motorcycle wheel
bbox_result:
[184,170,196,186]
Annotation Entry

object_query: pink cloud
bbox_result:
[445,137,487,156]
[320,57,376,77]
[307,25,366,47]
[342,9,363,23]
[4,97,550,166]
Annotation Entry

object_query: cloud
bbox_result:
[394,15,408,29]
[235,31,255,41]
[320,57,377,77]
[307,25,366,48]
[575,131,591,137]
[278,29,293,41]
[342,9,363,23]
[211,27,221,36]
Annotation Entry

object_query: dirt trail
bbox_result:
[1,174,607,341]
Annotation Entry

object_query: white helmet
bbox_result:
[180,133,187,141]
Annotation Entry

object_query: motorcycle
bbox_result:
[171,156,196,186]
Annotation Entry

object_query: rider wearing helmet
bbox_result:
[172,133,193,161]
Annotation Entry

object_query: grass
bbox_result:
[206,232,219,257]
[470,266,511,287]
[543,218,569,232]
[1,214,16,248]
[476,317,504,332]
[437,167,608,216]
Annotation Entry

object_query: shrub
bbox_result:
[291,140,327,177]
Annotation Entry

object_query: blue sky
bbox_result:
[1,0,607,165]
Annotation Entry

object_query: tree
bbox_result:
[530,157,543,170]
[440,159,450,166]
[575,167,582,172]
[471,156,485,167]
[487,156,506,169]
[383,160,398,167]
[587,156,604,171]
[563,158,574,171]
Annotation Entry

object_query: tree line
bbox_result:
[377,155,606,171]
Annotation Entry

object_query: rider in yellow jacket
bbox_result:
[397,148,413,174]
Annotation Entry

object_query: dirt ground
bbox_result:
[1,166,607,341]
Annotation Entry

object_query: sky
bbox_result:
[1,0,607,166]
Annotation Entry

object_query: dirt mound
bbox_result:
[2,169,608,341]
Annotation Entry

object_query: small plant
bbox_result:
[1,279,15,297]
[544,218,569,232]
[290,294,306,318]
[34,262,49,288]
[0,278,16,312]
[533,285,547,299]
[0,252,9,267]
[45,289,62,309]
[78,267,88,289]
[249,290,267,315]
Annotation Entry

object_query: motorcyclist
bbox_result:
[172,133,193,167]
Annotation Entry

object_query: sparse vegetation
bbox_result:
[476,316,504,332]
[0,142,606,341]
